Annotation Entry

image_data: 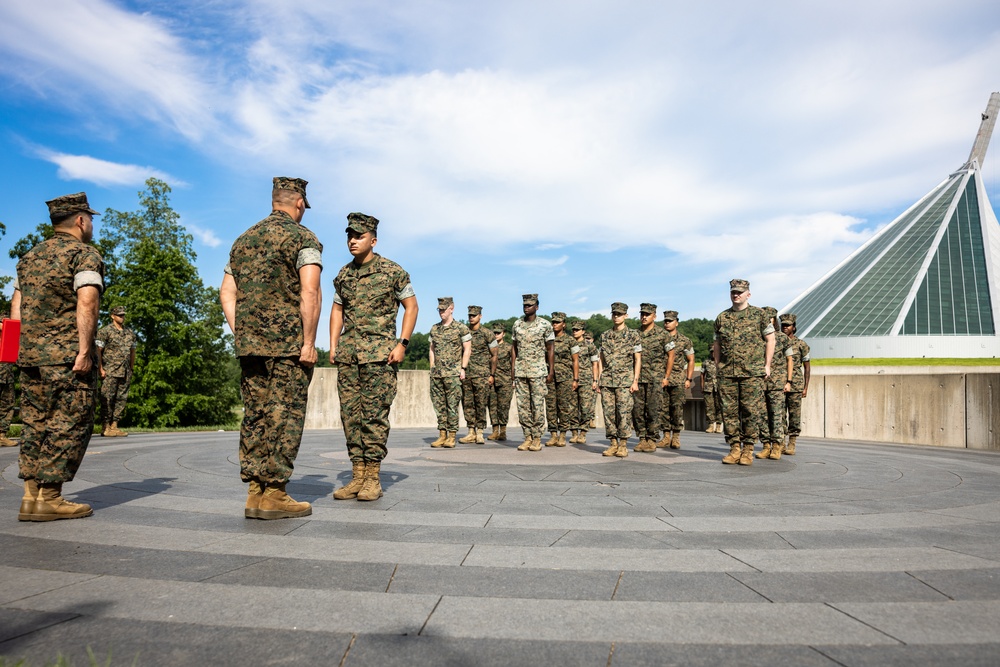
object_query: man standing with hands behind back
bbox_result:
[221,177,322,520]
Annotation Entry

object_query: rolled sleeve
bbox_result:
[296,247,323,270]
[397,282,415,300]
[74,270,104,293]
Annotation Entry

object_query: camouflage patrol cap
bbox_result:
[437,297,454,310]
[491,322,506,333]
[571,320,585,331]
[780,313,797,326]
[468,305,483,316]
[663,310,679,321]
[272,177,310,208]
[551,312,567,322]
[730,278,750,292]
[46,192,99,223]
[522,294,539,305]
[111,306,126,316]
[639,303,657,314]
[346,212,379,234]
[611,302,628,315]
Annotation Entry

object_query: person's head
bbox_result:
[610,302,628,327]
[522,294,538,317]
[780,313,797,335]
[47,192,99,243]
[468,305,482,327]
[345,212,379,260]
[111,305,126,325]
[571,320,586,339]
[639,303,657,328]
[492,322,506,341]
[729,278,751,309]
[663,310,679,331]
[271,177,310,222]
[551,312,567,333]
[437,297,454,321]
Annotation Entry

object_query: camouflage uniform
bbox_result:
[489,324,514,427]
[545,313,580,434]
[512,300,554,438]
[462,308,497,430]
[333,230,414,463]
[429,313,471,432]
[785,333,810,438]
[227,193,322,484]
[714,284,774,447]
[633,306,669,441]
[662,327,694,433]
[762,310,792,447]
[16,193,104,484]
[0,361,18,438]
[701,359,721,426]
[571,327,599,431]
[599,309,642,440]
[96,319,137,424]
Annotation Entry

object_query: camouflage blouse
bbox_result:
[96,324,137,378]
[512,317,555,378]
[429,320,471,378]
[16,232,105,367]
[551,332,581,382]
[666,331,695,387]
[333,253,414,364]
[714,305,774,378]
[638,326,670,384]
[764,330,793,391]
[787,337,811,392]
[577,339,600,382]
[466,326,498,378]
[701,359,718,390]
[599,327,642,388]
[493,339,513,381]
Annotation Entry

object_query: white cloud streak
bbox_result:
[36,148,183,188]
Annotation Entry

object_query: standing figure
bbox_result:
[757,307,793,460]
[700,358,721,433]
[0,349,18,446]
[12,192,103,521]
[428,298,471,448]
[597,302,641,457]
[458,305,497,445]
[713,279,775,466]
[544,312,579,447]
[329,212,418,500]
[487,322,514,441]
[511,294,554,452]
[221,177,322,519]
[584,331,600,428]
[96,305,137,437]
[633,304,670,453]
[659,310,695,449]
[569,321,599,444]
[780,314,811,455]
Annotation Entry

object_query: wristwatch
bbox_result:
[400,338,409,347]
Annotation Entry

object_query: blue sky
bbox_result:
[1,0,998,347]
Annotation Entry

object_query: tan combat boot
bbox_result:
[475,429,485,444]
[497,426,507,441]
[245,479,264,518]
[785,436,797,455]
[487,426,500,441]
[715,423,724,434]
[769,442,783,460]
[602,438,619,456]
[567,430,579,444]
[634,438,655,453]
[670,432,681,449]
[722,443,742,464]
[111,422,128,437]
[430,430,447,447]
[258,483,311,519]
[459,428,477,444]
[32,483,93,521]
[656,432,671,449]
[553,432,567,447]
[357,461,384,501]
[544,432,559,446]
[442,432,457,448]
[756,443,772,459]
[615,438,629,457]
[577,430,588,445]
[333,461,366,500]
[18,479,40,521]
[705,423,714,433]
[0,436,17,447]
[517,435,532,451]
[101,422,111,437]
[527,435,542,451]
[738,443,754,466]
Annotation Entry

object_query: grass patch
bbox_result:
[812,357,1000,366]
[0,647,135,666]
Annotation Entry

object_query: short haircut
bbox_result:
[272,189,303,208]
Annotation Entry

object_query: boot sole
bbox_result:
[245,508,260,518]
[23,509,94,521]
[256,508,312,519]
[357,493,383,501]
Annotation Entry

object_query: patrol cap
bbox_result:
[571,320,586,331]
[346,212,379,234]
[639,303,657,314]
[780,313,797,326]
[272,177,310,208]
[611,302,628,315]
[663,310,678,321]
[46,192,99,223]
[491,322,506,333]
[730,278,750,292]
[468,305,483,316]
[111,306,126,316]
[522,294,539,305]
[437,297,454,310]
[551,311,567,322]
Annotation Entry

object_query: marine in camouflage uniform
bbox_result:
[512,294,554,451]
[221,177,322,518]
[598,302,642,457]
[96,305,137,436]
[459,305,497,444]
[781,314,811,455]
[13,192,104,521]
[428,297,471,445]
[585,331,600,427]
[700,358,722,433]
[0,358,18,446]
[632,304,670,452]
[714,278,775,466]
[757,307,794,460]
[569,321,599,444]
[659,311,695,449]
[543,312,579,447]
[330,212,418,500]
[487,322,514,441]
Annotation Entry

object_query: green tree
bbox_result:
[679,317,714,361]
[399,331,430,370]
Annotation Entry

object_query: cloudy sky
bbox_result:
[1,0,998,346]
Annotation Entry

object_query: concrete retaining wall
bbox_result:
[304,367,1000,450]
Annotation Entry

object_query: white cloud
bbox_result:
[186,223,223,248]
[36,149,183,188]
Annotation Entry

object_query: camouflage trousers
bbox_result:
[764,388,787,445]
[718,376,765,446]
[631,382,662,439]
[515,377,547,437]
[431,375,462,431]
[660,384,687,432]
[239,356,313,484]
[489,376,513,426]
[338,362,397,463]
[601,386,634,439]
[785,391,804,436]
[545,379,578,432]
[704,389,721,424]
[573,380,596,430]
[99,373,131,423]
[18,364,97,483]
[461,375,490,429]
[0,377,16,435]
